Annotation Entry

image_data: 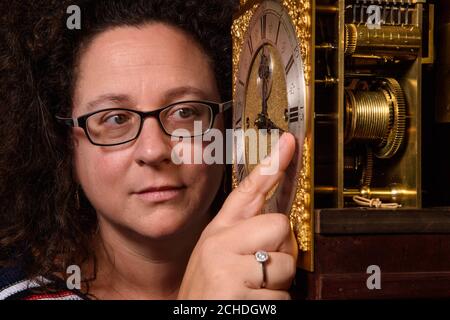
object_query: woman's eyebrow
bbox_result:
[85,86,211,111]
[163,86,210,101]
[85,94,133,111]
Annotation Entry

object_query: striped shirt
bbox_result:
[0,267,88,300]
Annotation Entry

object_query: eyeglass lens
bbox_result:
[86,102,213,145]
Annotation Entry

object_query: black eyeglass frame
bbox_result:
[56,100,233,146]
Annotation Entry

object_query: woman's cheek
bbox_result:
[75,146,132,197]
[184,162,223,202]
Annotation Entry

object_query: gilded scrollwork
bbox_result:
[289,137,312,252]
[282,0,312,85]
[231,170,239,190]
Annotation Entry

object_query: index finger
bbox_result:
[214,132,296,226]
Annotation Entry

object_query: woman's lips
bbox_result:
[134,186,186,203]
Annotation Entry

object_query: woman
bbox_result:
[0,0,297,299]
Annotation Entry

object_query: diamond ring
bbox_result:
[255,250,269,288]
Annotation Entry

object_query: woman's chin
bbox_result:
[127,208,198,240]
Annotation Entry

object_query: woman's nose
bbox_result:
[133,117,173,166]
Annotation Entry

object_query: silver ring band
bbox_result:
[255,250,269,289]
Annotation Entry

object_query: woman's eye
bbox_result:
[172,107,197,119]
[103,113,131,126]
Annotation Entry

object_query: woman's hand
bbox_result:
[178,133,298,299]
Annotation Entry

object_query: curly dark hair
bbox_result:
[0,0,236,293]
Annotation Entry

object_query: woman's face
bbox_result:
[72,23,224,240]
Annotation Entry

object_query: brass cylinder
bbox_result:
[345,24,421,59]
[345,89,391,144]
[344,184,417,203]
[316,5,338,14]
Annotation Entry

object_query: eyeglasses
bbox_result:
[56,100,232,146]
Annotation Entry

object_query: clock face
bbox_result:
[233,0,307,214]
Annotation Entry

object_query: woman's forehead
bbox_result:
[83,24,205,65]
[73,23,218,112]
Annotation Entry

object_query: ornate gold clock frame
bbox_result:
[231,0,315,271]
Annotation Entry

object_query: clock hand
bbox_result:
[266,117,285,134]
[254,112,269,129]
[255,47,274,130]
[254,112,285,133]
[258,46,271,116]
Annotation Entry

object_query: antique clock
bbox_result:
[231,0,314,270]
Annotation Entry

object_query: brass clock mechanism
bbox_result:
[232,0,431,271]
[314,0,428,210]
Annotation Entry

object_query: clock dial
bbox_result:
[233,1,307,215]
[244,44,288,175]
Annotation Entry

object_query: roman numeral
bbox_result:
[285,54,295,74]
[275,20,281,44]
[287,106,299,123]
[247,37,253,55]
[261,15,267,39]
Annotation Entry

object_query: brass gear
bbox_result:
[344,78,406,159]
[374,78,406,159]
[361,146,373,187]
[344,24,357,56]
